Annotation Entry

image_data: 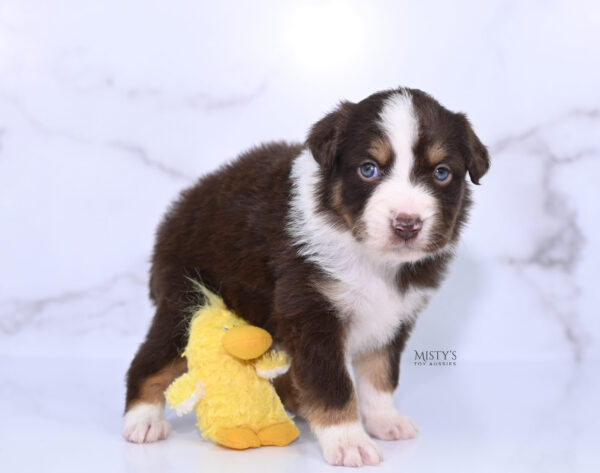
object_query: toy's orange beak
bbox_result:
[222,326,272,360]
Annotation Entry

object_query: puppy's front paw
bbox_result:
[123,403,170,443]
[363,409,418,440]
[314,422,383,467]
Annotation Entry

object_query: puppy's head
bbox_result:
[307,88,489,263]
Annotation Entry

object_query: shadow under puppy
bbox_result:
[123,87,489,467]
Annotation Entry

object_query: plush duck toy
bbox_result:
[164,286,299,450]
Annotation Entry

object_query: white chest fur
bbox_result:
[287,151,432,357]
[323,259,430,357]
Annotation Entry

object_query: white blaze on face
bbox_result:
[362,92,438,259]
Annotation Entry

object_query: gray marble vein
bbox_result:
[0,93,193,182]
[0,272,145,335]
[494,109,600,361]
[109,141,193,182]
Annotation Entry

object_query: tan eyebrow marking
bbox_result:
[427,142,447,166]
[368,137,393,167]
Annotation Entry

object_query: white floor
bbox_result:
[1,358,598,473]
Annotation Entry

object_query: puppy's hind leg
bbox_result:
[123,303,188,443]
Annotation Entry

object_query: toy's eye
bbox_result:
[222,327,229,331]
[433,165,451,182]
[358,161,379,180]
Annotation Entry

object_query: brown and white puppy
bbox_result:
[123,87,489,467]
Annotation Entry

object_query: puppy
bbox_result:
[123,87,489,467]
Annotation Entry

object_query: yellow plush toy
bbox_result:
[164,287,299,449]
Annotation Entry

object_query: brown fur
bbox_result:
[274,360,359,427]
[353,348,395,393]
[303,395,360,427]
[426,141,448,167]
[330,179,355,228]
[128,358,187,409]
[368,137,393,167]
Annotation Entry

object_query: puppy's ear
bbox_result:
[458,114,490,185]
[306,101,355,170]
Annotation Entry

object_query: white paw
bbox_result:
[123,403,170,443]
[313,422,383,467]
[363,409,418,440]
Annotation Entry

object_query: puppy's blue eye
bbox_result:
[433,166,451,182]
[359,162,379,179]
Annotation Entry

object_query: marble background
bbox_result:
[1,0,599,366]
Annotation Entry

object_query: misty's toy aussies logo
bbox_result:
[413,350,457,366]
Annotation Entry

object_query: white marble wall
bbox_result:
[1,0,599,362]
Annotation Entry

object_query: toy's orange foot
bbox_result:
[213,426,261,450]
[258,421,300,447]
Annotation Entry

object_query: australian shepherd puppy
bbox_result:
[123,87,489,467]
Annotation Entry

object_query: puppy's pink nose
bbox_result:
[392,214,423,241]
